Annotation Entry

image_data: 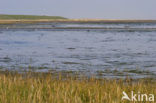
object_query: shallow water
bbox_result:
[0,23,156,78]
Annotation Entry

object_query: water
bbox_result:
[0,22,156,78]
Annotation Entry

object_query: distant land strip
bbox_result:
[0,14,156,24]
[1,19,156,24]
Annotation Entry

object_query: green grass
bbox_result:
[0,71,155,103]
[0,14,67,20]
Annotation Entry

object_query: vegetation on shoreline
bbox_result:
[0,14,156,24]
[0,14,67,20]
[0,71,155,103]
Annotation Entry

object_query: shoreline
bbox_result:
[1,19,156,24]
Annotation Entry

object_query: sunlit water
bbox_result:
[0,23,156,78]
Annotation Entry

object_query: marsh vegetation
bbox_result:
[0,71,155,103]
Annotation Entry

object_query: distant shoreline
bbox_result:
[1,19,156,24]
[1,14,156,24]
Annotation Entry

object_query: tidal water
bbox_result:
[0,22,156,78]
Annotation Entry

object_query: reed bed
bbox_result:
[0,71,155,103]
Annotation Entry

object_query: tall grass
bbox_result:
[0,71,155,103]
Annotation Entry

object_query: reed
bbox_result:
[0,71,155,103]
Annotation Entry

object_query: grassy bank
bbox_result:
[0,71,155,103]
[0,14,66,20]
[0,14,67,24]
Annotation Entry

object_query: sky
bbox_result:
[0,0,156,19]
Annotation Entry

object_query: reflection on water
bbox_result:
[0,23,156,78]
